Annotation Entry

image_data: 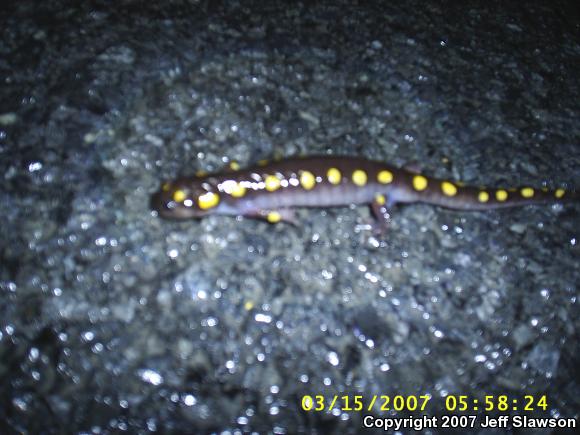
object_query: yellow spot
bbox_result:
[198,191,219,209]
[520,187,534,198]
[244,301,254,310]
[267,211,281,223]
[441,181,457,197]
[495,189,508,202]
[172,189,187,202]
[162,183,171,192]
[221,179,245,197]
[352,169,367,186]
[265,175,281,191]
[478,191,489,203]
[258,159,269,166]
[375,194,386,205]
[230,182,246,198]
[377,170,393,184]
[555,188,565,199]
[412,175,428,191]
[195,170,207,177]
[229,161,240,171]
[300,170,316,190]
[327,167,342,185]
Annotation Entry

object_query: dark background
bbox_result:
[1,1,579,433]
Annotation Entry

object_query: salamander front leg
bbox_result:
[244,209,298,225]
[403,161,423,174]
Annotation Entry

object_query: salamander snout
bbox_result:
[150,190,164,215]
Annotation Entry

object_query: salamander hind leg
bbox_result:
[370,194,392,234]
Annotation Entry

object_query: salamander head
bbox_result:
[151,178,220,219]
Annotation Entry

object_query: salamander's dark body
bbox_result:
[151,156,578,224]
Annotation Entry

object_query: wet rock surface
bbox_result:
[1,1,578,433]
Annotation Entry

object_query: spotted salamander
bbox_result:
[151,156,578,224]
